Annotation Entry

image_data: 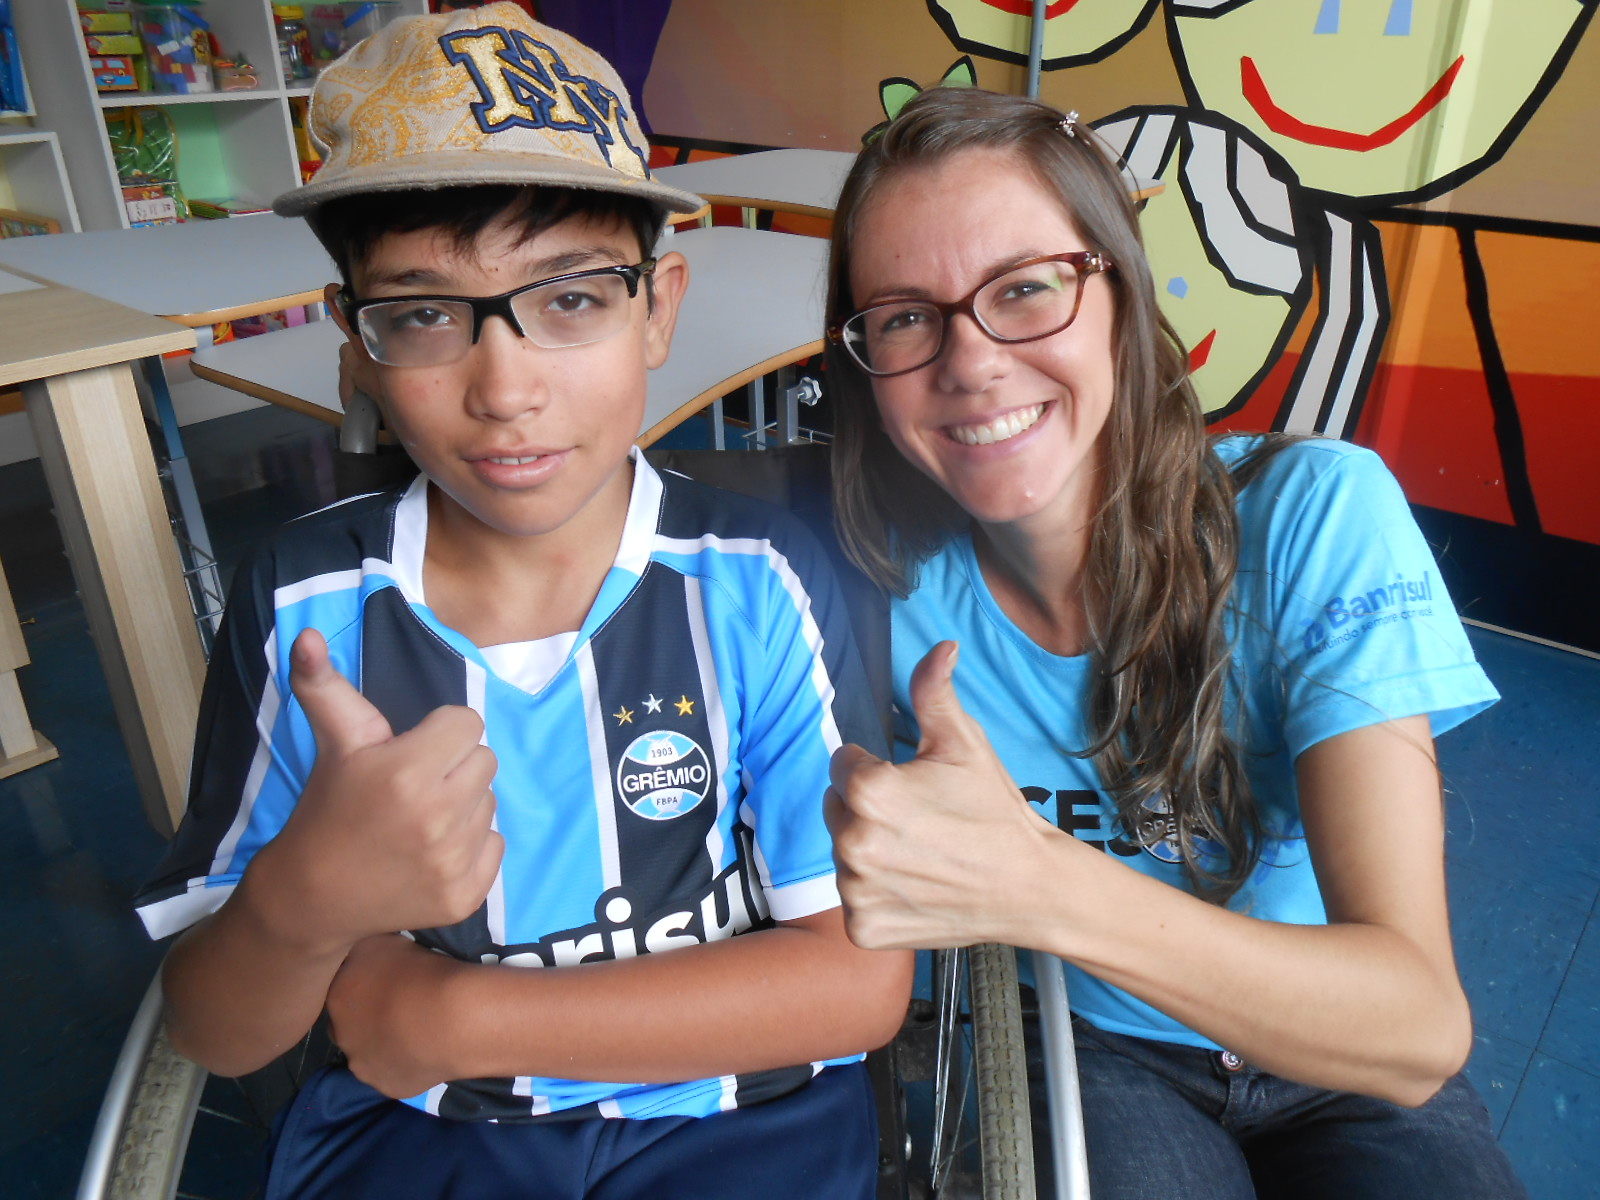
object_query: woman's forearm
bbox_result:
[1008,831,1471,1105]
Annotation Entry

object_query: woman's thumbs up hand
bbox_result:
[825,641,1056,951]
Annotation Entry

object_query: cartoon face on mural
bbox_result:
[1096,108,1312,420]
[1167,0,1596,203]
[927,0,1159,68]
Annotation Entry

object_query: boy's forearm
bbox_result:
[160,851,354,1078]
[331,909,912,1094]
[466,917,912,1081]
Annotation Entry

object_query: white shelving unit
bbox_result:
[12,0,425,232]
[0,129,81,232]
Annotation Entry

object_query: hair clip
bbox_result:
[1057,111,1080,138]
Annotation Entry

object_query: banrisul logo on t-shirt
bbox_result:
[616,730,712,820]
[1301,571,1434,655]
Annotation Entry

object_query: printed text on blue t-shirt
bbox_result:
[1301,571,1434,655]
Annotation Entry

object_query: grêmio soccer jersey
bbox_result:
[135,453,883,1121]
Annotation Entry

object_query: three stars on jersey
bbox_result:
[613,692,697,726]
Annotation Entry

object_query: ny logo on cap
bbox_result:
[439,25,647,174]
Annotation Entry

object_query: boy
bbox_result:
[133,6,910,1197]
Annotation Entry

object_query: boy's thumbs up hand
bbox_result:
[256,630,504,951]
[290,626,398,758]
[825,641,1051,952]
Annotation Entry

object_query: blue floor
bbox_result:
[1,405,1596,1198]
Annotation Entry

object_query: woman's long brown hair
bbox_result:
[827,87,1288,903]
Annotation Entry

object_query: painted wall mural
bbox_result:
[927,0,1160,69]
[1167,0,1594,203]
[627,0,1598,650]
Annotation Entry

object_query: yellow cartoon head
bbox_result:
[1167,0,1595,202]
[928,0,1159,68]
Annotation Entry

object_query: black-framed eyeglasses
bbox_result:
[827,251,1114,378]
[343,259,657,368]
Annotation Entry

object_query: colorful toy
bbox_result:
[135,1,212,94]
[273,5,313,81]
[90,54,140,91]
[105,106,189,225]
[84,33,143,55]
[213,55,258,91]
[80,11,136,33]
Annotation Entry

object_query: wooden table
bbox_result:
[0,214,333,329]
[656,149,857,222]
[0,216,341,652]
[189,226,832,449]
[653,147,1163,226]
[1,270,201,835]
[0,549,58,779]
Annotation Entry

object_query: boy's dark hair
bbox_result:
[307,184,667,296]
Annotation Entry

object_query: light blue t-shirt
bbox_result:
[891,436,1498,1048]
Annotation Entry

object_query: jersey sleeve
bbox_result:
[132,543,319,940]
[736,520,886,923]
[1240,441,1499,760]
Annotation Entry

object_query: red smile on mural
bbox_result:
[1240,54,1466,151]
[978,0,1084,16]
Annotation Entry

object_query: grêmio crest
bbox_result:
[438,26,647,173]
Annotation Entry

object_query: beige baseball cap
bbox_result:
[273,2,703,218]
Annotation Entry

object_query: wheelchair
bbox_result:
[79,442,1090,1200]
[78,949,1088,1200]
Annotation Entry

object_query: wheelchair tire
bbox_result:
[105,1022,206,1200]
[967,943,1036,1200]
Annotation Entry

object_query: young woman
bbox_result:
[821,87,1525,1199]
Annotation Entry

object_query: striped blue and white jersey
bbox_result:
[135,453,883,1122]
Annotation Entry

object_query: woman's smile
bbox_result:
[944,402,1047,447]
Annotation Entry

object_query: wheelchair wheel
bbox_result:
[927,944,1036,1200]
[102,1021,205,1200]
[81,972,337,1200]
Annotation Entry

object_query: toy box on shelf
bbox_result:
[79,3,149,92]
[106,105,188,225]
[135,0,214,94]
[90,54,141,91]
[0,207,61,237]
[120,181,181,225]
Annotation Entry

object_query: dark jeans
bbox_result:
[1034,1018,1527,1200]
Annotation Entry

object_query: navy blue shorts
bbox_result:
[263,1062,878,1200]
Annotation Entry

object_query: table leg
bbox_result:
[0,551,59,779]
[747,377,768,449]
[139,357,224,649]
[709,396,726,451]
[23,361,206,837]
